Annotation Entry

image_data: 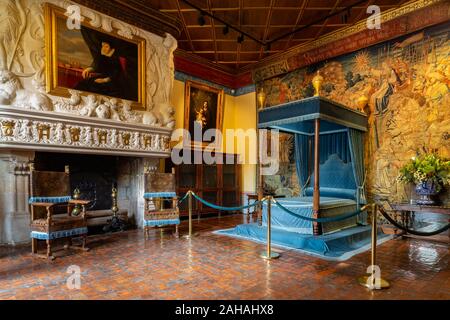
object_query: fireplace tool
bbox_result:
[103,187,127,232]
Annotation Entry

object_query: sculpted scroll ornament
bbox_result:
[0,0,176,129]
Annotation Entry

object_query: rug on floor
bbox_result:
[214,223,393,261]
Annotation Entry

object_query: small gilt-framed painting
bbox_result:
[184,80,224,148]
[44,3,146,110]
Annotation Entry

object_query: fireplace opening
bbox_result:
[34,152,119,211]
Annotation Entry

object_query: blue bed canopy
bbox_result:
[258,96,368,232]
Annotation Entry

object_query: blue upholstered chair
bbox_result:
[29,165,90,260]
[143,168,180,239]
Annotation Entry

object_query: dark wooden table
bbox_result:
[390,203,450,243]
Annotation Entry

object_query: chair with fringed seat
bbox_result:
[29,164,91,260]
[143,168,180,239]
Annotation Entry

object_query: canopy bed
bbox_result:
[258,96,368,236]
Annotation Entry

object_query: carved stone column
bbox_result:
[0,150,35,244]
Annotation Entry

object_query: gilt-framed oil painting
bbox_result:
[44,3,146,110]
[184,81,224,148]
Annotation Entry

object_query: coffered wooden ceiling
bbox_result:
[148,0,411,72]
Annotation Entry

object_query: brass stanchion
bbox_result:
[358,203,390,289]
[183,191,198,239]
[260,196,280,260]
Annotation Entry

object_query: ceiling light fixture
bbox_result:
[198,12,206,26]
[222,24,229,35]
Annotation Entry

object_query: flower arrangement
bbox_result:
[398,152,450,192]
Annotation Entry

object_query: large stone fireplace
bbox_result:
[0,0,179,244]
[0,148,161,245]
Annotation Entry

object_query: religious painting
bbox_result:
[44,4,146,109]
[184,81,224,147]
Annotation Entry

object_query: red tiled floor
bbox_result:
[0,214,448,300]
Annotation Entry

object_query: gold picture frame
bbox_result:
[184,80,224,148]
[44,3,146,110]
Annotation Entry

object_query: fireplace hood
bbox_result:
[0,107,172,158]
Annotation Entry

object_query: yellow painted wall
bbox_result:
[171,79,257,194]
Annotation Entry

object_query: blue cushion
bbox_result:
[144,219,180,227]
[144,192,177,199]
[30,227,88,240]
[304,187,356,200]
[28,196,71,204]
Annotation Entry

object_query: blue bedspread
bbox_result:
[263,196,356,235]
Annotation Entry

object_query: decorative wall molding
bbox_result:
[174,71,255,97]
[0,107,171,157]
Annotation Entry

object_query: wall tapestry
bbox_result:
[259,23,449,202]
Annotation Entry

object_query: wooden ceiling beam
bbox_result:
[175,0,196,52]
[313,0,342,41]
[284,0,309,51]
[71,0,183,37]
[236,0,243,69]
[206,0,218,63]
[259,0,276,60]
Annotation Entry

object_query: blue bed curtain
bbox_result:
[294,134,310,196]
[316,132,351,164]
[348,128,367,224]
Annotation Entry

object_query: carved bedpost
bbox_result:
[313,119,321,235]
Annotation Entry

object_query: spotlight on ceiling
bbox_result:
[237,34,244,44]
[198,13,206,26]
[222,24,229,35]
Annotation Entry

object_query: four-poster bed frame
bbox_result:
[258,96,368,235]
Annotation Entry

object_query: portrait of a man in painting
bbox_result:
[72,27,138,101]
[184,81,224,146]
[45,4,146,108]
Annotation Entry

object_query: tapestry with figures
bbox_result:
[259,23,449,202]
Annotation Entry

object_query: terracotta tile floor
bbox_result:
[0,214,449,300]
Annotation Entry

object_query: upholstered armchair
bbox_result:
[143,168,180,239]
[29,164,91,260]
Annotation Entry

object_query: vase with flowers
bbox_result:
[398,152,450,205]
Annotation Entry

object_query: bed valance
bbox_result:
[258,96,367,134]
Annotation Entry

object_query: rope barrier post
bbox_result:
[260,196,280,260]
[358,203,389,289]
[183,191,198,239]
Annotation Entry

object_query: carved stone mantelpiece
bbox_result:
[0,107,171,157]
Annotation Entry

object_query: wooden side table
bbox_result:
[390,203,450,243]
[246,193,259,215]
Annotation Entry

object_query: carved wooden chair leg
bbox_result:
[46,239,55,260]
[174,224,179,238]
[31,238,37,254]
[64,238,72,250]
[82,235,89,252]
